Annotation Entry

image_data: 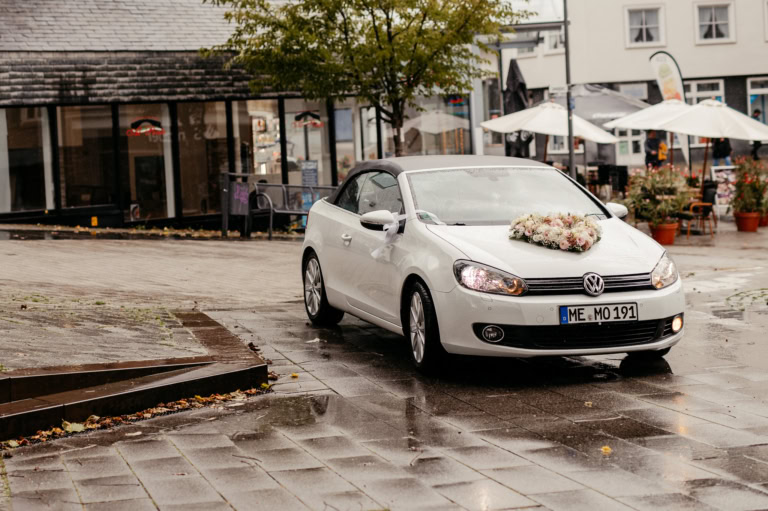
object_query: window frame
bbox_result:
[694,1,736,45]
[624,5,666,48]
[542,27,565,55]
[747,76,768,125]
[682,78,726,147]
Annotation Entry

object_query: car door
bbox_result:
[327,171,404,324]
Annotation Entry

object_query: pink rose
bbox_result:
[559,240,570,250]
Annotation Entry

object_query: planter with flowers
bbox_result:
[730,160,767,232]
[625,166,691,245]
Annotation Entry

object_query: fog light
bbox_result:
[671,315,683,333]
[482,325,505,343]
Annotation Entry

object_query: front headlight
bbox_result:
[453,260,527,296]
[651,253,678,289]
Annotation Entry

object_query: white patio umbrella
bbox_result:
[604,99,692,166]
[480,102,618,161]
[658,99,768,141]
[604,99,690,130]
[658,99,768,178]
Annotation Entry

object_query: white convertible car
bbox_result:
[302,156,684,371]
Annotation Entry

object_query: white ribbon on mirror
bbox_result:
[371,214,407,259]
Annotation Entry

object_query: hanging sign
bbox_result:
[649,51,685,102]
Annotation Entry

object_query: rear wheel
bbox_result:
[303,253,344,326]
[406,281,447,373]
[627,347,671,360]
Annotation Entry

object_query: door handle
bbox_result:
[341,234,352,242]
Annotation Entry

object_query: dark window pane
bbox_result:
[336,173,368,213]
[58,105,115,208]
[177,102,228,216]
[358,172,401,215]
[119,104,172,221]
[0,107,49,212]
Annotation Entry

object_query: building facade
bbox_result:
[0,0,474,227]
[494,0,768,167]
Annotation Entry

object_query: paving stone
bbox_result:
[483,465,585,494]
[64,454,133,480]
[361,437,436,465]
[531,488,636,511]
[617,493,719,511]
[140,475,225,506]
[566,469,676,497]
[226,488,310,511]
[167,433,235,450]
[10,488,82,511]
[6,468,74,493]
[251,447,325,472]
[320,377,386,397]
[199,466,279,493]
[73,474,147,503]
[445,444,532,470]
[611,454,720,483]
[298,435,371,459]
[176,446,247,470]
[362,476,454,508]
[678,422,768,448]
[435,479,537,510]
[116,439,181,462]
[686,480,768,511]
[405,455,484,486]
[325,455,405,482]
[83,499,158,511]
[131,456,196,478]
[161,502,233,511]
[473,427,557,452]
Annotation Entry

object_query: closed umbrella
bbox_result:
[658,99,768,177]
[481,101,618,161]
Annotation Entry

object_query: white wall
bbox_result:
[508,0,768,89]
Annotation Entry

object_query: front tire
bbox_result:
[406,281,447,373]
[303,253,344,326]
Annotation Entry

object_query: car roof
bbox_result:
[382,155,551,173]
[328,155,554,204]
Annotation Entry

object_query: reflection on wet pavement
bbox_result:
[5,228,768,510]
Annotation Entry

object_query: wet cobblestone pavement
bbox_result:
[2,224,768,510]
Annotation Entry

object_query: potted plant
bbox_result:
[731,160,767,232]
[625,166,691,245]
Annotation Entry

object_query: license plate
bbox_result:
[559,303,638,324]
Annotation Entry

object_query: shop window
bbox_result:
[177,102,228,216]
[625,6,664,47]
[0,107,53,213]
[385,96,471,157]
[615,128,645,166]
[695,2,735,44]
[233,99,282,183]
[547,135,584,155]
[748,77,768,125]
[283,99,333,186]
[119,104,174,221]
[57,105,116,209]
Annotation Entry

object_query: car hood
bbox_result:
[426,219,664,278]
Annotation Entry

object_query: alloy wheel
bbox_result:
[304,258,322,316]
[410,292,426,363]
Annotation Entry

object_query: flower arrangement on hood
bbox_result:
[509,213,602,252]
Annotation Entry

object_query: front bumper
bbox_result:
[432,280,685,357]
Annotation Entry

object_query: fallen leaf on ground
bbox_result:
[601,446,612,455]
[125,432,142,437]
[291,373,299,379]
[305,338,321,343]
[268,371,279,380]
[584,402,593,407]
[62,421,85,433]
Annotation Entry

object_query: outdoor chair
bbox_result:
[678,181,718,239]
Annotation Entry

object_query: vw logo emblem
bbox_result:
[583,273,605,296]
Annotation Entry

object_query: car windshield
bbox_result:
[407,167,606,225]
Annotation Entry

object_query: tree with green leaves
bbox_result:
[203,0,528,156]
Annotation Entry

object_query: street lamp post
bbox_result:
[563,0,575,179]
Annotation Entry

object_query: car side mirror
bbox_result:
[360,210,396,231]
[606,202,629,219]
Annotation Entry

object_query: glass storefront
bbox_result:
[233,99,282,183]
[384,95,471,157]
[57,105,115,208]
[119,104,174,221]
[177,101,228,215]
[283,99,333,186]
[0,107,52,212]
